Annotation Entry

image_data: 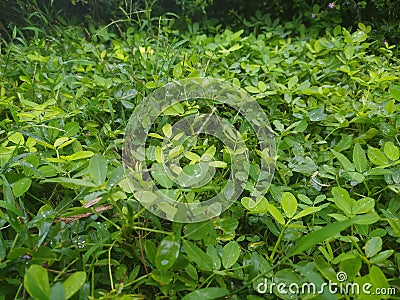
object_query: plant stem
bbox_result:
[270,224,287,262]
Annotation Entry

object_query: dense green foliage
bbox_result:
[1,0,399,44]
[0,2,400,300]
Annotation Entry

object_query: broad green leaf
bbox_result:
[155,146,164,163]
[8,132,24,144]
[331,186,352,217]
[182,240,213,271]
[288,75,298,89]
[24,265,51,300]
[206,246,221,270]
[201,145,216,161]
[88,154,107,185]
[383,141,399,161]
[12,177,32,197]
[389,85,400,101]
[151,163,174,188]
[49,283,65,300]
[365,237,382,258]
[181,288,228,300]
[286,219,354,258]
[281,192,297,218]
[364,168,392,176]
[344,45,354,60]
[387,218,400,238]
[184,151,200,162]
[308,106,327,122]
[370,250,394,264]
[163,102,184,116]
[133,190,158,205]
[150,269,173,285]
[331,149,355,172]
[185,221,214,240]
[266,203,285,225]
[144,240,157,265]
[293,206,322,220]
[53,137,69,149]
[168,145,184,159]
[162,123,172,138]
[208,160,227,168]
[370,266,390,298]
[352,214,379,225]
[173,63,182,78]
[353,143,368,173]
[61,151,94,162]
[177,163,210,187]
[222,241,240,269]
[0,234,6,260]
[62,272,86,299]
[245,86,260,93]
[353,197,375,214]
[42,178,97,187]
[155,236,180,270]
[367,147,389,166]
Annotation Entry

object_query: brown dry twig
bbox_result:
[55,197,113,224]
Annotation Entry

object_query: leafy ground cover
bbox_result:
[0,10,400,300]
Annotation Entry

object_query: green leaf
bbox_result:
[344,46,354,60]
[383,141,399,161]
[352,214,379,225]
[293,206,322,220]
[331,186,352,217]
[353,197,375,214]
[365,237,382,258]
[206,246,221,270]
[370,266,390,296]
[286,219,354,258]
[0,234,6,260]
[163,102,184,116]
[182,240,213,271]
[50,283,65,300]
[308,106,327,122]
[387,218,400,238]
[266,203,285,225]
[24,265,51,300]
[42,178,97,187]
[61,151,93,161]
[181,288,228,300]
[150,269,173,285]
[177,162,210,187]
[353,143,368,173]
[331,149,355,172]
[185,221,214,240]
[12,177,32,197]
[222,241,240,269]
[288,75,298,89]
[88,154,107,185]
[281,192,297,218]
[367,147,389,166]
[241,196,268,213]
[155,236,180,270]
[162,123,172,138]
[389,85,400,101]
[144,240,157,265]
[370,250,394,264]
[151,163,174,188]
[173,63,183,78]
[62,272,86,299]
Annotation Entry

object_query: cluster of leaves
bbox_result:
[0,8,400,300]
